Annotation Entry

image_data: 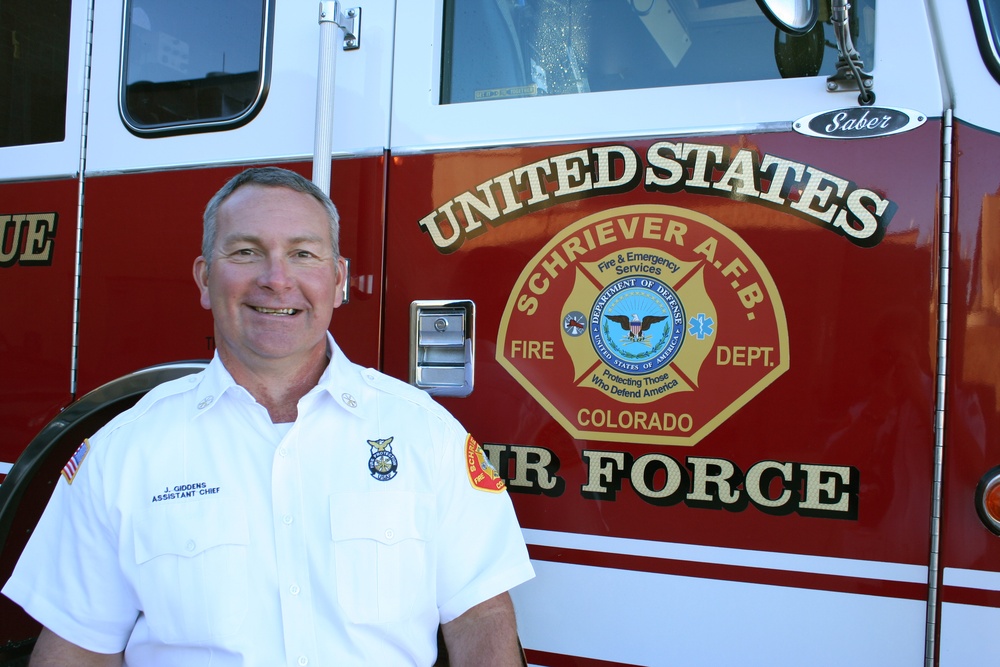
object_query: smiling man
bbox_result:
[194,177,345,424]
[3,168,534,667]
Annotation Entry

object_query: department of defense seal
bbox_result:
[591,276,686,375]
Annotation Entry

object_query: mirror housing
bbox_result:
[755,0,819,35]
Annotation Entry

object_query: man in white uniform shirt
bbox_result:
[2,167,534,666]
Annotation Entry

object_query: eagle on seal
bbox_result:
[606,313,668,342]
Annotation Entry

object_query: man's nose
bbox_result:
[257,256,293,290]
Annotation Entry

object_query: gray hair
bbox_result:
[202,167,341,266]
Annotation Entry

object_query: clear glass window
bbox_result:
[971,0,1000,84]
[442,0,876,104]
[0,1,71,147]
[122,0,271,135]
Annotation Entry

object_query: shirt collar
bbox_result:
[192,332,367,419]
[313,332,366,418]
[190,352,244,418]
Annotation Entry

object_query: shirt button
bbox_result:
[297,657,308,666]
[283,514,294,525]
[278,447,288,457]
[185,540,196,552]
[290,585,300,596]
[384,529,394,540]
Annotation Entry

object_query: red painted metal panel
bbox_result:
[0,178,76,468]
[942,121,1000,574]
[384,125,940,573]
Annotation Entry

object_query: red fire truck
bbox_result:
[2,0,999,664]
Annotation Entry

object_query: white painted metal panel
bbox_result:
[514,558,926,666]
[939,568,1000,666]
[939,601,1000,667]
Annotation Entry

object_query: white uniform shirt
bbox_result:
[3,336,534,666]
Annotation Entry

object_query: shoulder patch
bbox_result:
[61,439,90,484]
[465,435,505,493]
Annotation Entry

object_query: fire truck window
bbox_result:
[971,0,1000,84]
[441,0,876,104]
[0,1,71,147]
[122,0,271,135]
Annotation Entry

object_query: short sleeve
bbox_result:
[434,424,534,622]
[1,438,139,653]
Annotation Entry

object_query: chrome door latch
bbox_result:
[409,300,475,397]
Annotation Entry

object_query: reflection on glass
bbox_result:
[0,1,71,147]
[122,0,269,132]
[442,0,875,104]
[984,0,1000,47]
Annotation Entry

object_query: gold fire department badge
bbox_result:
[497,205,789,446]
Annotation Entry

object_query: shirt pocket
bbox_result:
[133,498,250,643]
[329,491,435,624]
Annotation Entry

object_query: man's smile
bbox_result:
[251,306,300,316]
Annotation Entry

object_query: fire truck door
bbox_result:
[384,1,950,664]
[931,4,1000,665]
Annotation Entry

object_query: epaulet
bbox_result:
[97,371,204,436]
[359,367,451,417]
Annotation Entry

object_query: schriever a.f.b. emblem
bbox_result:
[466,435,506,493]
[368,437,398,481]
[497,204,789,446]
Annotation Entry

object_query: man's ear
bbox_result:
[193,256,211,311]
[333,256,349,309]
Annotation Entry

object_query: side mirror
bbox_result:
[755,0,819,35]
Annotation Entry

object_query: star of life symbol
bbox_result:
[688,313,715,340]
[368,437,398,481]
